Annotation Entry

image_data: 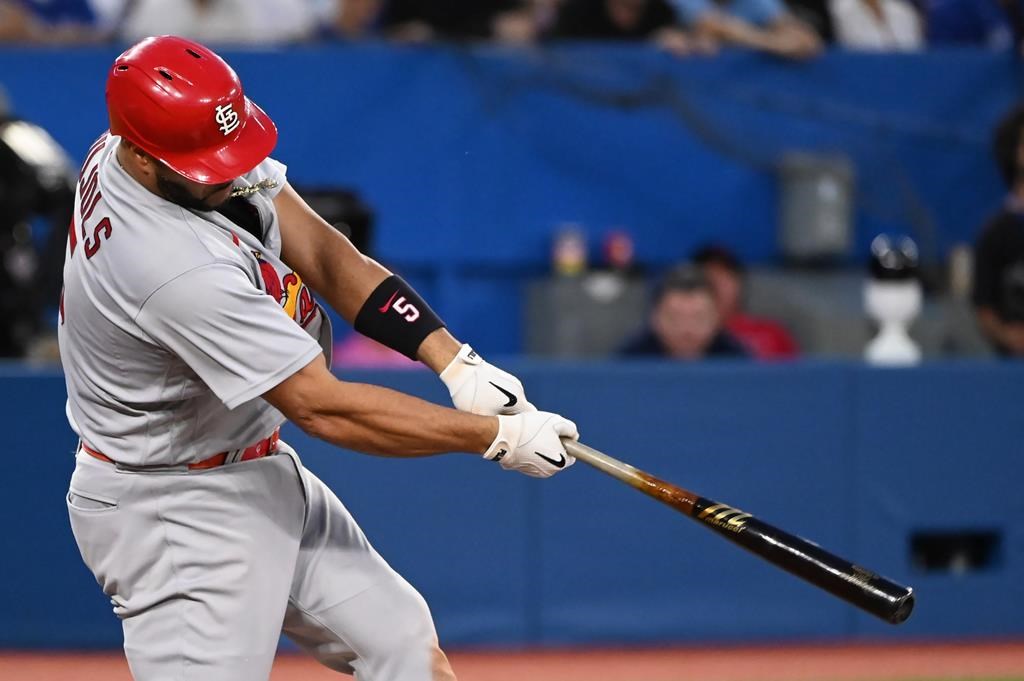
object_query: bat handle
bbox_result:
[562,439,638,481]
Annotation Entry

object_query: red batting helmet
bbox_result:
[106,35,277,185]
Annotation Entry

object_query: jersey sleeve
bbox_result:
[136,262,322,410]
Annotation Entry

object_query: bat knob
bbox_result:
[888,588,915,625]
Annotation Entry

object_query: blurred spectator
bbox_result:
[0,1,39,41]
[0,0,109,43]
[380,0,537,44]
[619,263,750,359]
[527,0,566,35]
[783,0,835,41]
[924,0,1023,51]
[669,0,822,59]
[693,244,798,359]
[551,0,707,55]
[326,0,385,40]
[115,0,329,45]
[973,103,1024,358]
[830,0,923,51]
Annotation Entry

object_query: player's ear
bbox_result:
[121,140,153,172]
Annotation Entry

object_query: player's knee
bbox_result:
[339,575,454,679]
[387,587,437,649]
[365,582,439,659]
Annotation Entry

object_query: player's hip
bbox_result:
[67,439,307,513]
[67,447,308,614]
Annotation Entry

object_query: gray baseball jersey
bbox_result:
[62,132,454,681]
[59,133,332,466]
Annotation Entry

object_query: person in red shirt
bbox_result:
[693,244,799,359]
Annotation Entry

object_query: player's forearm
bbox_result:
[300,381,497,456]
[313,251,461,368]
[316,248,392,323]
[275,183,392,321]
[417,328,462,373]
[273,186,462,368]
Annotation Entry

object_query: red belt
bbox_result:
[80,428,281,470]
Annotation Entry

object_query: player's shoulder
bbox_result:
[84,149,250,302]
[105,210,250,302]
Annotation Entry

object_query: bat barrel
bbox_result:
[705,505,915,624]
[563,439,914,625]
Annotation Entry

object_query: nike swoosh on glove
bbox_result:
[483,411,578,478]
[440,344,536,416]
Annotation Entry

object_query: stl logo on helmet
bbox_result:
[214,103,240,136]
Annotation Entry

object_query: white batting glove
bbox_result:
[440,344,536,416]
[483,411,578,478]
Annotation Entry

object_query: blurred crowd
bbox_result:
[2,1,1024,365]
[619,247,800,361]
[1,0,1024,58]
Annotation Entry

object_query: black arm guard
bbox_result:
[353,275,445,360]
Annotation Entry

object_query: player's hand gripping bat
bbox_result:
[561,439,914,624]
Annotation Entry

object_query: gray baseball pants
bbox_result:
[66,441,455,681]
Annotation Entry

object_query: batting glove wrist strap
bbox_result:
[483,415,520,463]
[354,275,444,360]
[439,343,483,387]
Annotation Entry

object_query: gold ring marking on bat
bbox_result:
[715,508,741,521]
[698,503,728,519]
[727,513,752,527]
[698,504,752,531]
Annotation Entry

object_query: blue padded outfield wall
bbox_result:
[2,362,1022,649]
[0,46,1021,353]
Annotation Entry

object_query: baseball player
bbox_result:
[60,35,577,681]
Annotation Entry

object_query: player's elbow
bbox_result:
[262,355,336,438]
[277,393,310,429]
[290,406,337,441]
[270,383,355,445]
[271,386,337,441]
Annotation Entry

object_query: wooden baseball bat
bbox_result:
[562,439,915,624]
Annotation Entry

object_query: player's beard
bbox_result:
[155,171,233,212]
